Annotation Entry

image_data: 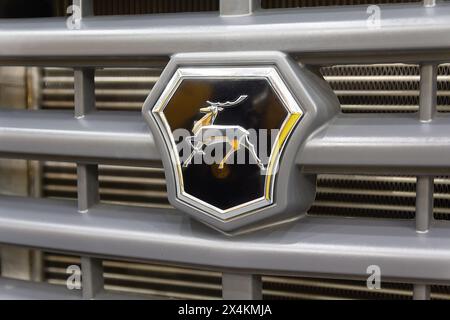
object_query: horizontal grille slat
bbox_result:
[2,4,450,64]
[0,109,158,165]
[42,64,450,113]
[2,196,450,282]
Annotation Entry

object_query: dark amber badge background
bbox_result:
[164,78,287,210]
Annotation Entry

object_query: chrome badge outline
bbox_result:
[150,67,303,221]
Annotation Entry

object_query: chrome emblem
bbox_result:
[183,95,265,171]
[143,52,339,233]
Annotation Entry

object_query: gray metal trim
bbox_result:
[220,0,260,16]
[81,257,104,299]
[413,284,431,300]
[222,273,262,300]
[419,64,437,122]
[415,63,437,232]
[298,113,450,175]
[0,109,158,165]
[0,3,450,65]
[73,59,105,300]
[74,68,95,118]
[73,0,94,18]
[1,195,450,283]
[77,164,99,212]
[74,67,100,213]
[416,177,434,233]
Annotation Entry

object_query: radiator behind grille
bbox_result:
[43,253,450,300]
[43,161,169,208]
[322,64,450,112]
[41,67,162,110]
[42,64,450,113]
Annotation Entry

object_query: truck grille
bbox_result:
[36,64,450,298]
[1,0,450,300]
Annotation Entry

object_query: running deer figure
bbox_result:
[183,95,265,170]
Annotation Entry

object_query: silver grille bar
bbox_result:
[0,110,158,165]
[0,3,450,65]
[298,114,450,175]
[0,195,449,284]
[2,110,450,174]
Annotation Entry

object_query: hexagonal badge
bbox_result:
[143,52,339,233]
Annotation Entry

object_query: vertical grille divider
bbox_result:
[413,4,438,296]
[222,273,263,300]
[73,0,104,300]
[415,63,437,235]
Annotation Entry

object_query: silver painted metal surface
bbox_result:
[411,21,438,296]
[74,67,100,212]
[298,114,450,175]
[0,3,450,64]
[415,63,437,234]
[222,273,262,300]
[77,161,99,212]
[413,284,431,300]
[419,64,437,122]
[73,0,94,17]
[220,0,260,16]
[415,177,434,233]
[73,37,105,297]
[0,195,450,283]
[0,109,158,165]
[74,68,96,118]
[81,257,104,299]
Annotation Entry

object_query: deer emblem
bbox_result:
[183,95,265,170]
